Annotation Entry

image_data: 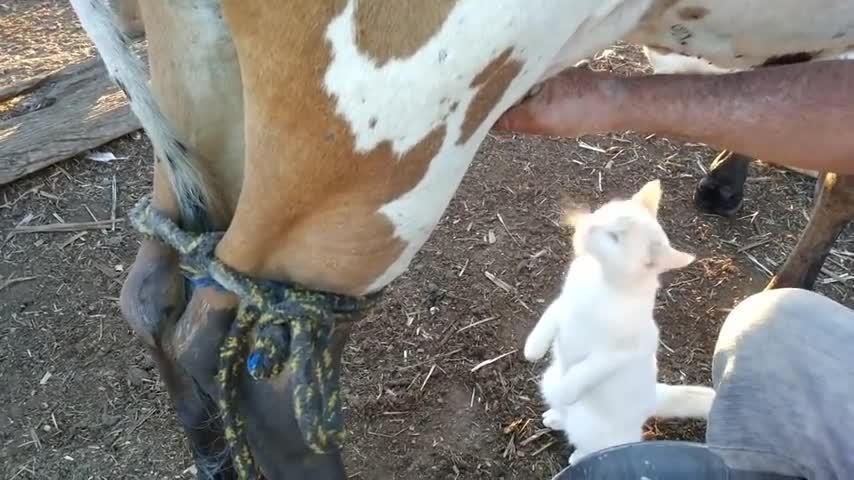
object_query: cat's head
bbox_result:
[564,180,695,277]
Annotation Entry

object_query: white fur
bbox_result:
[523,180,714,465]
[643,47,735,75]
[321,0,657,293]
[626,0,854,71]
[643,46,854,77]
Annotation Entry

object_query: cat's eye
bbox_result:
[607,231,620,242]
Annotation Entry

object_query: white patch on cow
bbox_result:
[626,0,854,69]
[322,0,655,293]
[644,47,735,75]
[645,45,854,79]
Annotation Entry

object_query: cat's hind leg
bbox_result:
[568,449,586,465]
[562,399,645,466]
[540,363,568,431]
[542,408,565,430]
[539,362,563,410]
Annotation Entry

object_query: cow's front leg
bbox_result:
[121,239,236,479]
[694,150,752,217]
[766,172,854,290]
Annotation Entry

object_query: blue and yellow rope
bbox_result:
[129,194,375,479]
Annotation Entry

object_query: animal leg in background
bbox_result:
[766,173,854,290]
[693,150,751,217]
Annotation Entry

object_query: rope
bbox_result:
[128,194,375,479]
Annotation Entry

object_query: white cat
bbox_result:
[524,179,716,465]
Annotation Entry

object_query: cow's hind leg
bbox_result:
[694,150,752,217]
[121,237,236,479]
[766,172,854,290]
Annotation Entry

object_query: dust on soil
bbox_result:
[3,2,854,479]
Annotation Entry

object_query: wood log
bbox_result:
[0,54,144,185]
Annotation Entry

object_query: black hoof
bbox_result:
[694,174,744,217]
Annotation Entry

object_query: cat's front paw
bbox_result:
[523,338,548,362]
[542,409,563,430]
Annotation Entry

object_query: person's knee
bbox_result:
[724,288,829,332]
[712,288,853,387]
[707,289,854,479]
[712,288,854,383]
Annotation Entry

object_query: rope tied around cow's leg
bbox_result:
[128,194,376,479]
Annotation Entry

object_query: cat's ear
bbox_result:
[656,245,695,271]
[562,206,591,227]
[632,179,662,216]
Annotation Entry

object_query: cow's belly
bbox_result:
[318,0,658,292]
[627,0,854,69]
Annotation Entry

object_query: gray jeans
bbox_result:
[555,288,854,480]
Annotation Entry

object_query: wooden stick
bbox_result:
[471,350,517,373]
[4,219,124,234]
[0,274,40,292]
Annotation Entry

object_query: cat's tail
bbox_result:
[523,301,564,361]
[653,383,715,419]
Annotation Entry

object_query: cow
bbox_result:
[70,0,854,478]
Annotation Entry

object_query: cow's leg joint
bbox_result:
[120,239,186,347]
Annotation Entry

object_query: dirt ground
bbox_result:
[3,2,854,479]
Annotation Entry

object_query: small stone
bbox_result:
[8,404,23,420]
[138,354,155,371]
[101,414,120,427]
[127,367,148,387]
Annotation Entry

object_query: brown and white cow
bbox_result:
[70,0,854,478]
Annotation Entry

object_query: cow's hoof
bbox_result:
[693,174,744,217]
[120,240,186,347]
